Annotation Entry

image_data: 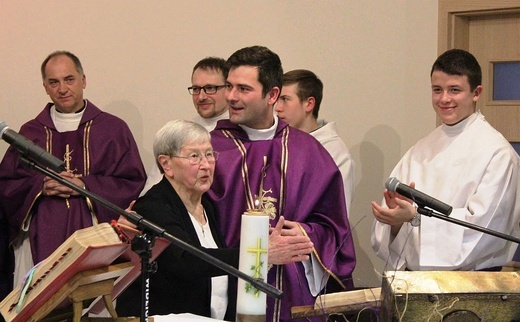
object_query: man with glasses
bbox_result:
[188,57,229,131]
[141,57,229,195]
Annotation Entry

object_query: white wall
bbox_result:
[0,1,438,288]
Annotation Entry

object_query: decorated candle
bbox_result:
[236,209,269,321]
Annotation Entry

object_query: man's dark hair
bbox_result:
[192,56,229,80]
[227,46,283,97]
[41,50,84,79]
[431,49,482,91]
[283,69,323,119]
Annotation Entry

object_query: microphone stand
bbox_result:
[416,206,520,244]
[20,157,283,321]
[131,232,157,321]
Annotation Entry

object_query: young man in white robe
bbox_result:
[275,69,355,214]
[371,49,520,271]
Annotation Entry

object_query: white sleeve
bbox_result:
[302,254,328,296]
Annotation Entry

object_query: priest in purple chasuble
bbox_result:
[0,51,146,290]
[0,102,146,278]
[208,119,356,322]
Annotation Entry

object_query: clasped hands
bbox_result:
[42,171,85,198]
[371,181,417,234]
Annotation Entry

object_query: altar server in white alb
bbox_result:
[275,69,355,214]
[371,49,520,271]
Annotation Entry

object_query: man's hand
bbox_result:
[117,200,137,228]
[371,182,417,236]
[42,171,85,198]
[372,197,415,226]
[268,216,314,265]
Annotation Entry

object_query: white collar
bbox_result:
[50,100,87,133]
[239,115,278,141]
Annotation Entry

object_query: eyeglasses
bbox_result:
[188,85,226,95]
[172,151,220,165]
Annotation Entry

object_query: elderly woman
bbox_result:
[117,120,239,320]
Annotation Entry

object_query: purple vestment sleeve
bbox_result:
[208,119,356,322]
[0,209,12,301]
[0,101,146,268]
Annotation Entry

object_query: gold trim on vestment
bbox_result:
[82,119,96,223]
[222,129,256,209]
[273,264,283,322]
[279,127,289,215]
[19,190,43,239]
[83,120,92,175]
[296,222,347,290]
[45,127,52,155]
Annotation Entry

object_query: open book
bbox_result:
[0,222,170,322]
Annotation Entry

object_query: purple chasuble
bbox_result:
[0,210,11,301]
[208,119,356,322]
[0,101,146,267]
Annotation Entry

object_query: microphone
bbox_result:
[0,121,66,172]
[385,177,453,216]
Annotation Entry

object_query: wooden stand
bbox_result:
[381,271,520,321]
[291,288,381,320]
[291,300,380,320]
[292,270,520,321]
[36,262,134,322]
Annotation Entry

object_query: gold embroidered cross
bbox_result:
[64,144,78,176]
[63,144,82,208]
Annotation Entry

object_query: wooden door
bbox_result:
[438,0,520,141]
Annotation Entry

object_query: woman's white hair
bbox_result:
[153,120,210,173]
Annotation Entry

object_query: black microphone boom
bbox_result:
[385,177,453,216]
[0,121,66,172]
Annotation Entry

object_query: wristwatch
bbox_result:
[410,211,421,227]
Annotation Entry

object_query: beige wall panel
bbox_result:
[0,1,439,289]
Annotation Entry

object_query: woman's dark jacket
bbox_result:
[116,177,239,319]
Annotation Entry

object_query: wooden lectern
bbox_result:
[0,223,169,322]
